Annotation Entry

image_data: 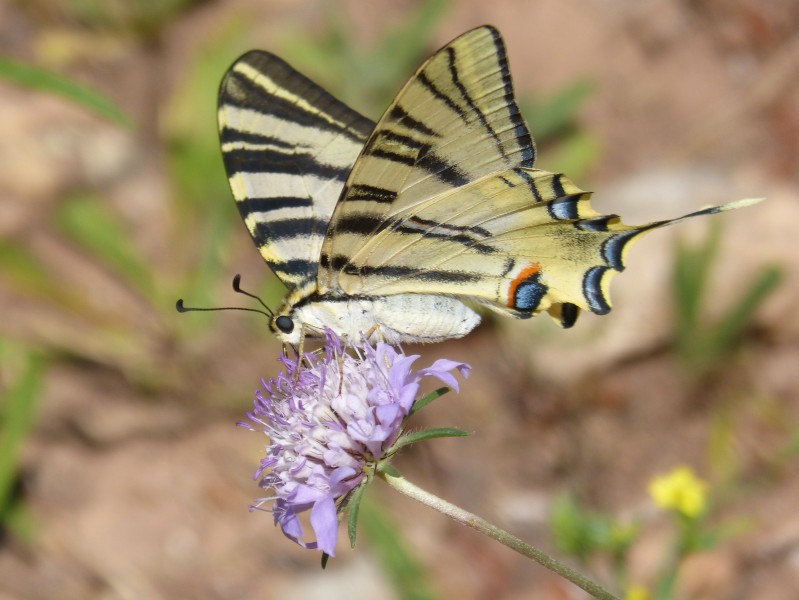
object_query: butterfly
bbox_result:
[216,25,759,345]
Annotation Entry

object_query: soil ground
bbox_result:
[1,1,798,599]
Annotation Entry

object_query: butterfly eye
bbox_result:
[275,315,294,334]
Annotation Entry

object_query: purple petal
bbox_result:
[310,497,339,556]
[277,505,304,540]
[387,354,419,390]
[397,382,420,412]
[417,359,470,392]
[244,325,473,557]
[290,484,327,505]
[329,466,358,487]
[374,403,403,431]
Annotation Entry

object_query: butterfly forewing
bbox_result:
[319,26,535,290]
[218,51,373,289]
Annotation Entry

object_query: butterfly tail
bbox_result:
[565,196,765,321]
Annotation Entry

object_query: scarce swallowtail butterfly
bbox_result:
[216,25,760,345]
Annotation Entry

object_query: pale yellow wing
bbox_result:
[218,51,373,290]
[317,24,759,327]
[319,25,535,288]
[325,166,758,324]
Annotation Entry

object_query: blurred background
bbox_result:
[1,0,797,598]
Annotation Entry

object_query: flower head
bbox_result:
[625,585,650,600]
[239,329,470,556]
[648,466,708,518]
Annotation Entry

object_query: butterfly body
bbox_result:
[275,293,480,345]
[218,26,759,345]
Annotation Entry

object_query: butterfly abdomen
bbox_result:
[285,294,480,345]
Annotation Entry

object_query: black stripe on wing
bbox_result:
[514,168,544,202]
[222,147,351,181]
[219,50,376,289]
[321,253,482,284]
[238,197,314,214]
[267,258,317,280]
[332,260,482,284]
[253,218,330,243]
[417,146,471,187]
[219,127,298,149]
[345,184,398,204]
[389,104,440,138]
[446,46,507,161]
[220,53,373,142]
[330,212,497,255]
[485,27,535,168]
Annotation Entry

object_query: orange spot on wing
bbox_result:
[507,262,541,307]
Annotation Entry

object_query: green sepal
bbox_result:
[392,427,469,452]
[377,463,401,478]
[347,481,367,549]
[409,386,450,415]
[321,553,329,569]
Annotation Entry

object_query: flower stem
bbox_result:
[379,469,619,600]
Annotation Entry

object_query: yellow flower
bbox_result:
[625,585,650,600]
[648,466,708,518]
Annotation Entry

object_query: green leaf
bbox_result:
[524,79,594,141]
[0,57,131,127]
[53,192,155,299]
[674,222,722,338]
[409,386,450,415]
[538,130,600,180]
[704,265,782,360]
[549,493,615,562]
[672,220,782,373]
[281,0,449,116]
[393,427,469,452]
[347,481,367,548]
[0,240,59,300]
[374,0,449,76]
[0,349,46,529]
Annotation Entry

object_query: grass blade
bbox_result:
[0,57,131,127]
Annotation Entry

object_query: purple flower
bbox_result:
[239,330,470,556]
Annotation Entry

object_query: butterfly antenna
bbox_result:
[232,274,274,316]
[175,299,272,319]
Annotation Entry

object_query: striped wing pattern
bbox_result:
[218,51,374,289]
[219,25,758,335]
[319,26,535,290]
[323,165,751,323]
[317,25,750,325]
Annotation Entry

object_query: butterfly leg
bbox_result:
[361,324,386,344]
[360,324,399,371]
[292,323,313,382]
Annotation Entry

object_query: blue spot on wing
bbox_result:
[514,272,548,312]
[583,266,611,315]
[601,230,641,271]
[547,196,580,220]
[576,215,615,232]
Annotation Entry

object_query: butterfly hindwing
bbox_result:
[218,51,374,289]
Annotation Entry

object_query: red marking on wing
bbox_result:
[507,262,541,307]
